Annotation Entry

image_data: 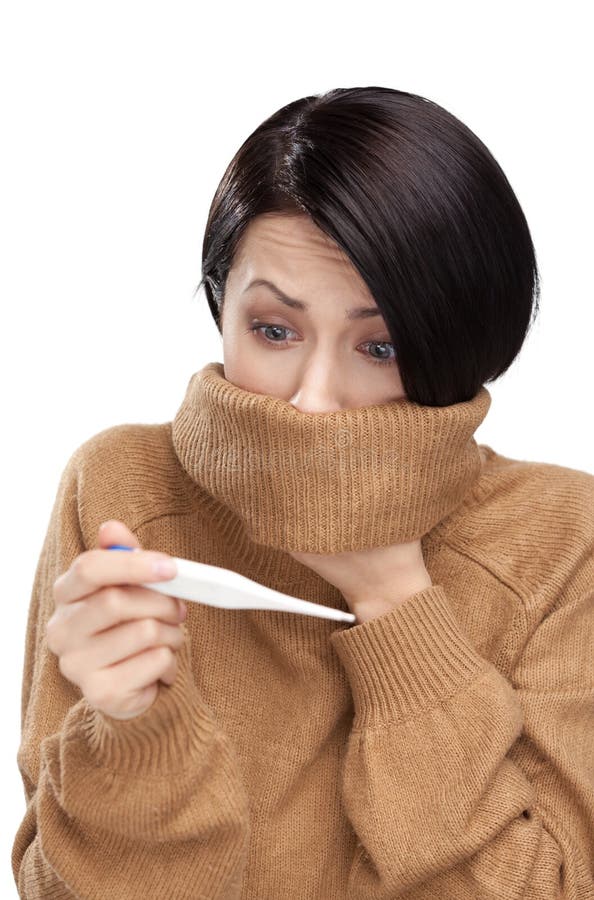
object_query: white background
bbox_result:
[1,1,592,894]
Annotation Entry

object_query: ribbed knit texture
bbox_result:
[171,362,492,553]
[12,360,594,899]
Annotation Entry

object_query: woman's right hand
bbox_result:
[46,520,187,721]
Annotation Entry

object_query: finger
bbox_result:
[53,547,177,607]
[66,617,185,673]
[158,652,178,686]
[95,521,184,619]
[55,587,184,643]
[96,519,142,552]
[89,645,178,709]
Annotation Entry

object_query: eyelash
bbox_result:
[248,324,396,366]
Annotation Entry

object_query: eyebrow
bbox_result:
[244,278,382,320]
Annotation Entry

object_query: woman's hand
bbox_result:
[46,520,186,720]
[287,538,432,623]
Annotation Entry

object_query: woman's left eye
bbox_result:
[362,341,397,366]
[248,324,396,366]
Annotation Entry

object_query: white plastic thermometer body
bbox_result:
[140,557,356,624]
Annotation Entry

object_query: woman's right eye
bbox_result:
[248,323,296,347]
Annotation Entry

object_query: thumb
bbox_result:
[96,519,142,552]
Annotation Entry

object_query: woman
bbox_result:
[13,86,593,898]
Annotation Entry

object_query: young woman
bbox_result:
[13,86,593,899]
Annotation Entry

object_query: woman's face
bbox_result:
[219,212,406,412]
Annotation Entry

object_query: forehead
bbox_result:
[232,213,371,292]
[240,211,361,264]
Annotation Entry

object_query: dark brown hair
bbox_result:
[195,86,540,406]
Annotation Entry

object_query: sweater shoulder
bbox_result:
[477,444,593,525]
[476,444,594,512]
[439,444,594,600]
[65,422,202,546]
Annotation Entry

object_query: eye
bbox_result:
[248,324,397,366]
[249,324,295,346]
[361,341,397,366]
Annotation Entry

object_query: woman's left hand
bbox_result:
[287,538,433,623]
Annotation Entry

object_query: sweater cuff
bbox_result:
[65,635,218,776]
[329,584,487,729]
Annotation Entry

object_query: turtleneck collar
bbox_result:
[171,362,491,554]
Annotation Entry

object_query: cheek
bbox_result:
[223,363,284,398]
[221,326,276,395]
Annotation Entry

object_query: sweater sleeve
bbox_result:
[328,575,594,900]
[12,447,251,899]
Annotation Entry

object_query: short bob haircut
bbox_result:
[195,85,540,407]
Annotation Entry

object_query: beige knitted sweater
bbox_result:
[12,362,594,898]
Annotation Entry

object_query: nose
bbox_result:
[288,362,346,413]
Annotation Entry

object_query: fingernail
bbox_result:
[178,600,187,620]
[153,559,177,578]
